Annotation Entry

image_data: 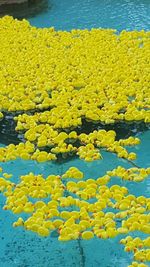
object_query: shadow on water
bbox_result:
[0,111,149,148]
[0,113,23,145]
[0,0,50,19]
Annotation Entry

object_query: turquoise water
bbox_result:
[0,130,150,266]
[0,1,150,266]
[29,0,150,31]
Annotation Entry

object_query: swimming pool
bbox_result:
[28,0,150,31]
[0,128,149,267]
[0,1,150,267]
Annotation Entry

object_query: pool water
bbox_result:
[0,129,150,267]
[28,0,150,31]
[0,1,150,267]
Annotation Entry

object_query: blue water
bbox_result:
[0,1,150,266]
[0,130,150,267]
[29,0,150,31]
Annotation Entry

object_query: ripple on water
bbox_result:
[28,0,150,31]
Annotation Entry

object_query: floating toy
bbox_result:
[0,16,149,266]
[0,17,150,163]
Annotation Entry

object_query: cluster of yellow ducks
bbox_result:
[0,16,150,163]
[0,130,140,162]
[0,16,150,266]
[120,236,150,266]
[0,165,150,266]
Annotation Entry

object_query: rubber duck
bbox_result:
[143,237,150,247]
[3,173,12,179]
[38,226,50,237]
[13,217,24,227]
[81,231,94,240]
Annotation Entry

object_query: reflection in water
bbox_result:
[0,0,49,19]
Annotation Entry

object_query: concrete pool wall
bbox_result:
[0,0,48,18]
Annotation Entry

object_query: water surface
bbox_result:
[29,0,150,31]
[0,1,150,266]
